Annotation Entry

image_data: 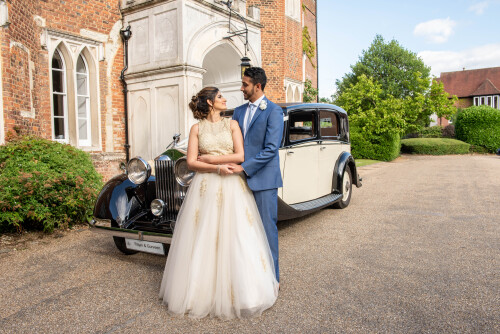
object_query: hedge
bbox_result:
[455,105,500,152]
[350,129,400,161]
[400,138,470,155]
[0,137,102,233]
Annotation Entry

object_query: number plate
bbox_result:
[125,239,165,255]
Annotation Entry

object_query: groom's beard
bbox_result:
[243,87,255,101]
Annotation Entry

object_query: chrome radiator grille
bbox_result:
[155,158,183,222]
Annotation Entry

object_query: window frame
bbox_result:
[75,54,92,147]
[287,109,318,145]
[51,49,69,143]
[318,109,341,141]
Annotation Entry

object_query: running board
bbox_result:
[290,193,343,211]
[278,193,343,221]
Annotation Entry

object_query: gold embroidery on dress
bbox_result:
[200,177,207,197]
[194,208,200,228]
[216,185,223,208]
[245,207,253,226]
[198,118,234,156]
[239,176,247,192]
[260,252,267,272]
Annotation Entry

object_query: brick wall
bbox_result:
[247,0,286,102]
[1,0,125,181]
[247,0,318,102]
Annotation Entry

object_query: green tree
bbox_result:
[335,35,431,100]
[303,79,318,103]
[424,79,458,121]
[336,75,404,160]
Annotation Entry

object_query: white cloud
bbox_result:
[413,18,456,44]
[418,43,500,77]
[469,1,489,15]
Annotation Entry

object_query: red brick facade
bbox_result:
[248,0,318,102]
[0,0,125,181]
[1,0,318,180]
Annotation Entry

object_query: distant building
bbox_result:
[435,67,500,126]
[0,0,317,180]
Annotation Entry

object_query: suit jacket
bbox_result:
[233,96,284,191]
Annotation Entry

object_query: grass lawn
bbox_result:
[355,159,381,167]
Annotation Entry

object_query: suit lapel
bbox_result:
[246,97,268,133]
[235,104,247,130]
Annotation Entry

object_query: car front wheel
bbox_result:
[333,167,352,209]
[113,236,138,255]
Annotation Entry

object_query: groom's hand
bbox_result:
[197,154,213,164]
[228,163,244,174]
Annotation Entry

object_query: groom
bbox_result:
[230,67,284,283]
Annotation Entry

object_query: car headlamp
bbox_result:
[127,157,151,184]
[174,157,195,186]
[151,199,165,217]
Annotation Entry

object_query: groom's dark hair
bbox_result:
[244,67,267,91]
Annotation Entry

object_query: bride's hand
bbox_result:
[218,164,233,175]
[197,154,213,164]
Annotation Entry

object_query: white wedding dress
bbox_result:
[159,118,278,319]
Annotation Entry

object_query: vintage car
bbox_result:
[89,103,362,255]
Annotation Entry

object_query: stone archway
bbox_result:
[202,43,243,109]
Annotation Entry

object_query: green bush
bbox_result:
[351,129,400,161]
[455,105,500,152]
[401,138,470,155]
[419,126,443,138]
[0,137,102,233]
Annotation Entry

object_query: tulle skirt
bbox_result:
[159,172,279,319]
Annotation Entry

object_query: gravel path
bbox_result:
[1,154,499,333]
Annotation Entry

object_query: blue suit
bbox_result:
[233,96,283,281]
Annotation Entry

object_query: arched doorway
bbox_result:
[202,44,243,109]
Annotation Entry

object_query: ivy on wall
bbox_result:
[302,26,316,68]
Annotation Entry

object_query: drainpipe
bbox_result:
[120,25,132,162]
[315,0,318,103]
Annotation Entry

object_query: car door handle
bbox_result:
[320,146,326,150]
[287,151,294,155]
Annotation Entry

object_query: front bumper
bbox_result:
[89,218,173,244]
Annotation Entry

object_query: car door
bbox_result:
[281,109,320,204]
[317,109,343,197]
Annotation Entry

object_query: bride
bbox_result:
[159,87,279,319]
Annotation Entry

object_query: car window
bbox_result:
[319,110,339,138]
[289,111,315,142]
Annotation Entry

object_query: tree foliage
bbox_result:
[336,75,402,160]
[335,35,431,100]
[424,79,458,120]
[303,79,318,103]
[333,35,459,160]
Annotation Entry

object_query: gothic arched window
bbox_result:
[51,49,68,141]
[76,54,91,146]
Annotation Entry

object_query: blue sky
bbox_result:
[317,0,500,98]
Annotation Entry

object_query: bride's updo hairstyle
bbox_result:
[189,87,219,120]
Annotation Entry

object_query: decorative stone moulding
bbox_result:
[0,0,9,27]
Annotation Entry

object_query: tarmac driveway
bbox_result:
[0,154,499,333]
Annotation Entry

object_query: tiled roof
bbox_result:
[438,67,500,98]
[472,79,500,96]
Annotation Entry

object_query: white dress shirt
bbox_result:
[243,95,265,137]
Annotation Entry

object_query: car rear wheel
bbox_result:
[113,236,138,255]
[333,167,352,209]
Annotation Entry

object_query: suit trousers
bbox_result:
[253,188,279,282]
